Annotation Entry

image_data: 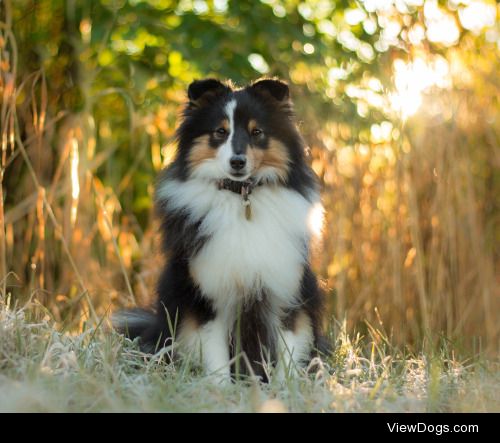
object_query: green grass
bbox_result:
[1,302,498,413]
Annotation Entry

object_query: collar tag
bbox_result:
[242,194,252,221]
[217,178,258,221]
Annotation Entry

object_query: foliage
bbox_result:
[1,0,499,353]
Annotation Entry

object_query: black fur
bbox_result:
[251,78,290,101]
[187,78,231,102]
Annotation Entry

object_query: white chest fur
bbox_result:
[157,179,321,318]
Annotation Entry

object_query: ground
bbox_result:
[0,304,498,413]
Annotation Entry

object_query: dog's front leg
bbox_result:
[179,314,231,383]
[198,317,231,383]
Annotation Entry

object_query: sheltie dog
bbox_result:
[113,78,327,382]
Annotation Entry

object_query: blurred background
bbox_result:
[1,0,498,355]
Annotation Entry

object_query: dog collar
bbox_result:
[217,178,261,220]
[217,178,258,195]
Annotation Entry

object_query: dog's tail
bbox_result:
[111,308,156,341]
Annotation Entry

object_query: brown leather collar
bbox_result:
[216,178,260,196]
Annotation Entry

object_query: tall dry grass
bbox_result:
[313,74,499,353]
[0,1,498,356]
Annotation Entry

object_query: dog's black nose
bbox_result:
[230,155,246,171]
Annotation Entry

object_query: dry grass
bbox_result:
[0,300,498,413]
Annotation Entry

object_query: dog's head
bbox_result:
[175,78,305,184]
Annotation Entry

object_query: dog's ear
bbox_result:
[187,79,231,107]
[250,78,290,102]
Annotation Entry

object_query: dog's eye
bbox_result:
[215,127,228,137]
[251,128,263,137]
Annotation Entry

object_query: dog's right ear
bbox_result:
[250,78,290,102]
[187,79,231,107]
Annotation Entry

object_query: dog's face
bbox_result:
[177,79,299,183]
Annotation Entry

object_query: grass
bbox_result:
[1,300,498,413]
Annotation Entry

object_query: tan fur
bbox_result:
[177,314,202,359]
[293,310,311,334]
[188,135,215,170]
[248,119,257,133]
[254,137,290,181]
[180,314,199,336]
[248,146,263,168]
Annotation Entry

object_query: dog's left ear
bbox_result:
[187,79,231,107]
[250,78,290,102]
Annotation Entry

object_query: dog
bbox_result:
[113,78,327,382]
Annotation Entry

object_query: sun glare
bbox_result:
[389,56,451,120]
[388,0,498,120]
[459,1,497,34]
